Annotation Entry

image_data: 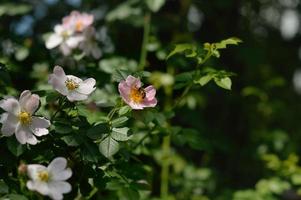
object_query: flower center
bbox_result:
[38,171,49,182]
[65,79,79,91]
[130,87,146,103]
[75,21,83,31]
[61,31,70,39]
[18,111,32,125]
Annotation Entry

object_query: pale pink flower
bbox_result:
[78,27,101,59]
[0,90,50,145]
[62,11,94,32]
[27,157,72,200]
[45,25,84,55]
[48,65,96,102]
[118,75,157,110]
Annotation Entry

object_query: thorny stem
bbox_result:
[139,12,151,71]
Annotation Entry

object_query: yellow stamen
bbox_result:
[18,111,32,125]
[65,79,79,91]
[130,87,146,103]
[38,171,49,182]
[75,21,83,31]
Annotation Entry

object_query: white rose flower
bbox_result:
[0,90,50,145]
[48,65,96,102]
[26,157,72,200]
[45,25,84,56]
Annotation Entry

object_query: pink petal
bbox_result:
[23,94,40,114]
[53,66,66,78]
[77,78,96,95]
[0,97,20,115]
[30,117,50,136]
[144,85,156,100]
[51,169,72,181]
[16,125,37,145]
[1,113,18,136]
[142,98,158,108]
[67,91,88,102]
[118,81,131,103]
[125,75,141,88]
[48,74,68,96]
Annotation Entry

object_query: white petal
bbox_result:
[28,181,49,195]
[27,164,47,180]
[30,117,50,136]
[48,74,68,96]
[51,168,72,181]
[77,78,96,95]
[59,43,72,56]
[128,102,144,110]
[65,35,84,48]
[47,157,68,174]
[67,91,88,102]
[48,181,71,194]
[46,33,63,49]
[53,66,66,78]
[15,125,37,145]
[0,98,20,115]
[49,191,63,200]
[1,113,18,136]
[19,90,31,107]
[23,94,40,114]
[0,113,8,123]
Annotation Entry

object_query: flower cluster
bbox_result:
[0,63,157,199]
[46,11,101,59]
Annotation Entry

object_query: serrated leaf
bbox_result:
[118,105,131,116]
[112,69,131,82]
[87,123,110,140]
[215,37,242,49]
[111,127,130,141]
[146,0,165,12]
[214,77,232,90]
[194,74,213,86]
[99,136,119,158]
[166,44,194,60]
[111,116,129,127]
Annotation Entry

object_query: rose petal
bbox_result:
[47,157,68,174]
[46,33,63,49]
[144,85,156,100]
[23,94,40,114]
[125,75,141,88]
[48,181,71,194]
[142,98,157,108]
[48,74,68,96]
[0,98,20,115]
[30,117,50,136]
[16,125,37,145]
[67,91,88,102]
[27,164,47,180]
[77,78,96,95]
[1,113,18,136]
[51,168,72,181]
[118,81,131,103]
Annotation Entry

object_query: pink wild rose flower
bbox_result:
[118,75,157,110]
[62,11,94,32]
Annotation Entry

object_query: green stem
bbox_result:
[160,134,171,198]
[160,66,174,199]
[138,12,151,71]
[86,187,98,200]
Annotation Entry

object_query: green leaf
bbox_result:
[6,137,25,157]
[99,136,120,158]
[112,69,131,82]
[81,142,100,162]
[0,180,8,194]
[215,37,242,49]
[214,77,232,90]
[120,187,140,200]
[118,106,131,116]
[194,74,214,86]
[111,116,129,127]
[111,127,130,141]
[166,44,194,60]
[0,194,28,200]
[62,134,83,146]
[0,3,32,16]
[146,0,165,12]
[53,122,73,134]
[87,123,110,140]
